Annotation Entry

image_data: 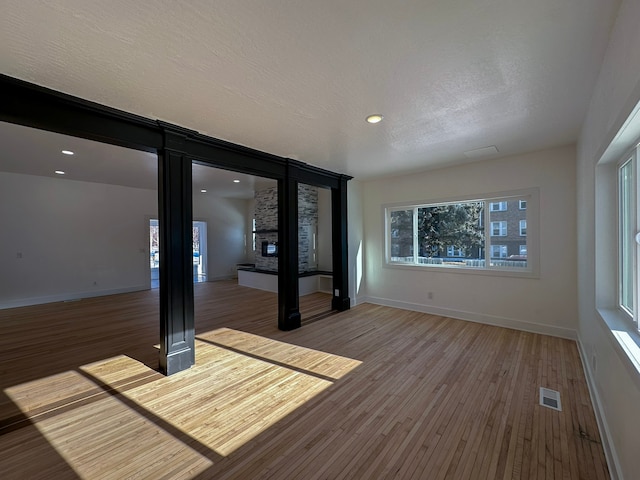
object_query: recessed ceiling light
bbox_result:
[366,114,383,124]
[233,179,240,183]
[61,150,74,155]
[200,189,207,193]
[55,170,65,175]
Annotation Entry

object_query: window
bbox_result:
[619,155,636,324]
[385,190,536,274]
[389,209,414,263]
[491,221,507,236]
[519,200,527,210]
[520,220,527,236]
[491,245,507,258]
[490,201,507,211]
[447,246,464,257]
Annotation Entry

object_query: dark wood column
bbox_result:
[158,127,195,375]
[278,175,301,330]
[332,176,351,311]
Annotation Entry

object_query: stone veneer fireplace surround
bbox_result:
[254,183,319,274]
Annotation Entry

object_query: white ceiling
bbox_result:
[0,121,275,198]
[0,0,622,180]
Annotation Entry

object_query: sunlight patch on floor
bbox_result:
[2,332,361,476]
[197,327,363,380]
[3,365,212,479]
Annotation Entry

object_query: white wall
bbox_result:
[348,180,364,306]
[577,0,640,477]
[360,146,577,338]
[0,172,156,308]
[193,194,249,280]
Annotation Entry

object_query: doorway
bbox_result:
[149,219,208,288]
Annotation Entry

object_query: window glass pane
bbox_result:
[417,202,485,267]
[385,193,533,273]
[619,159,634,314]
[488,198,528,268]
[389,209,414,263]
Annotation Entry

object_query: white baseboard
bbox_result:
[576,337,622,480]
[0,285,149,310]
[360,295,578,340]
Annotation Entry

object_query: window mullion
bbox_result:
[413,207,419,265]
[485,203,491,268]
[634,149,640,329]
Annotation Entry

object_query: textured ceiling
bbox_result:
[0,0,621,179]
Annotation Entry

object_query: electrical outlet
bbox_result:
[16,252,23,258]
[427,291,433,300]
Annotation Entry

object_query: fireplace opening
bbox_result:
[261,241,278,257]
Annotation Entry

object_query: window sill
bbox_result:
[596,307,640,389]
[384,261,539,279]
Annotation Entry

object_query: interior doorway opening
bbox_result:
[149,219,207,288]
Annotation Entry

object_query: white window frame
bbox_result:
[519,244,527,256]
[446,246,464,257]
[520,220,527,236]
[519,200,527,210]
[491,221,507,236]
[490,201,507,212]
[618,150,639,329]
[491,245,507,258]
[383,188,539,277]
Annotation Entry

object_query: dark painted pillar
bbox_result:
[278,175,301,330]
[332,176,351,311]
[158,128,195,375]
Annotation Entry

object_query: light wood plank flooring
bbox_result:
[0,281,609,479]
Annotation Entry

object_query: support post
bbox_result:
[158,128,195,375]
[278,175,301,330]
[332,176,351,311]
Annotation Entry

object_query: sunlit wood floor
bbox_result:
[0,280,609,479]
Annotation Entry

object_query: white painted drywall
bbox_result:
[193,194,249,280]
[348,180,364,306]
[360,146,577,338]
[0,172,156,308]
[577,0,640,477]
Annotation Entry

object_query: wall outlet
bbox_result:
[16,252,23,258]
[427,291,433,300]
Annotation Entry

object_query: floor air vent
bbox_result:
[539,387,562,411]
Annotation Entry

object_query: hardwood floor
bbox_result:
[0,281,609,479]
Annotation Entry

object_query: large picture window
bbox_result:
[385,190,536,274]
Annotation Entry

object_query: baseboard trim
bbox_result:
[0,285,149,310]
[577,336,622,480]
[360,296,577,340]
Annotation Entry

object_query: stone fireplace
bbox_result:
[253,184,318,273]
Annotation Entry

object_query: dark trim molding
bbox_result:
[0,73,352,374]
